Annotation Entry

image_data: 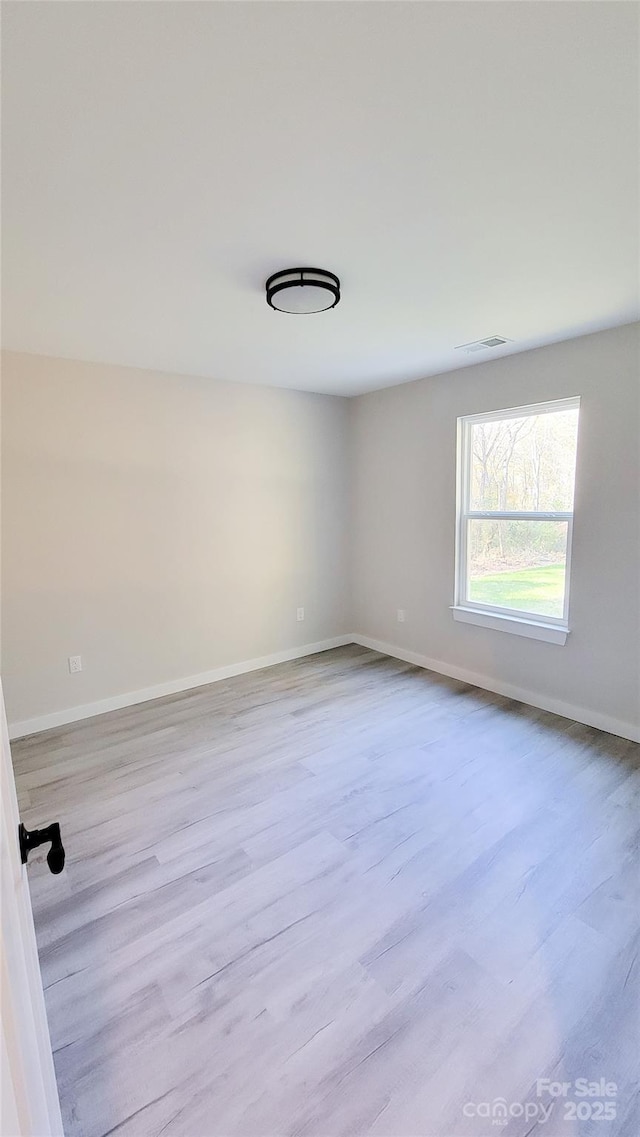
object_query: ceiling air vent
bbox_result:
[455,335,511,354]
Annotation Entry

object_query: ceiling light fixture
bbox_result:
[266,267,340,314]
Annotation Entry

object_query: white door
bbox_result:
[1,678,63,1137]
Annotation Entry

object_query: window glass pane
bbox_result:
[469,408,579,512]
[467,519,568,618]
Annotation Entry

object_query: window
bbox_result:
[453,398,580,644]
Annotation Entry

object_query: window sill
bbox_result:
[451,606,569,645]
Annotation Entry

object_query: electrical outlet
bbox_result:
[297,607,305,622]
[68,655,82,674]
[397,609,406,623]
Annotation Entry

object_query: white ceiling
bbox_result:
[2,1,638,396]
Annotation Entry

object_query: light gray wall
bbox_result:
[350,323,640,736]
[2,325,638,737]
[1,352,350,724]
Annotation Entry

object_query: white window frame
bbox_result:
[452,397,580,645]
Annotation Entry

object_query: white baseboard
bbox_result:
[8,635,353,740]
[351,633,640,744]
[10,632,638,745]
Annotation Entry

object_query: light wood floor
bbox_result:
[12,646,640,1137]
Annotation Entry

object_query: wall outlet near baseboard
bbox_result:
[297,607,305,622]
[397,609,406,623]
[68,655,82,674]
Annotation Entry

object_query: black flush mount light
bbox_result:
[265,267,340,314]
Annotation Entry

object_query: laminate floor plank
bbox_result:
[11,645,639,1137]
